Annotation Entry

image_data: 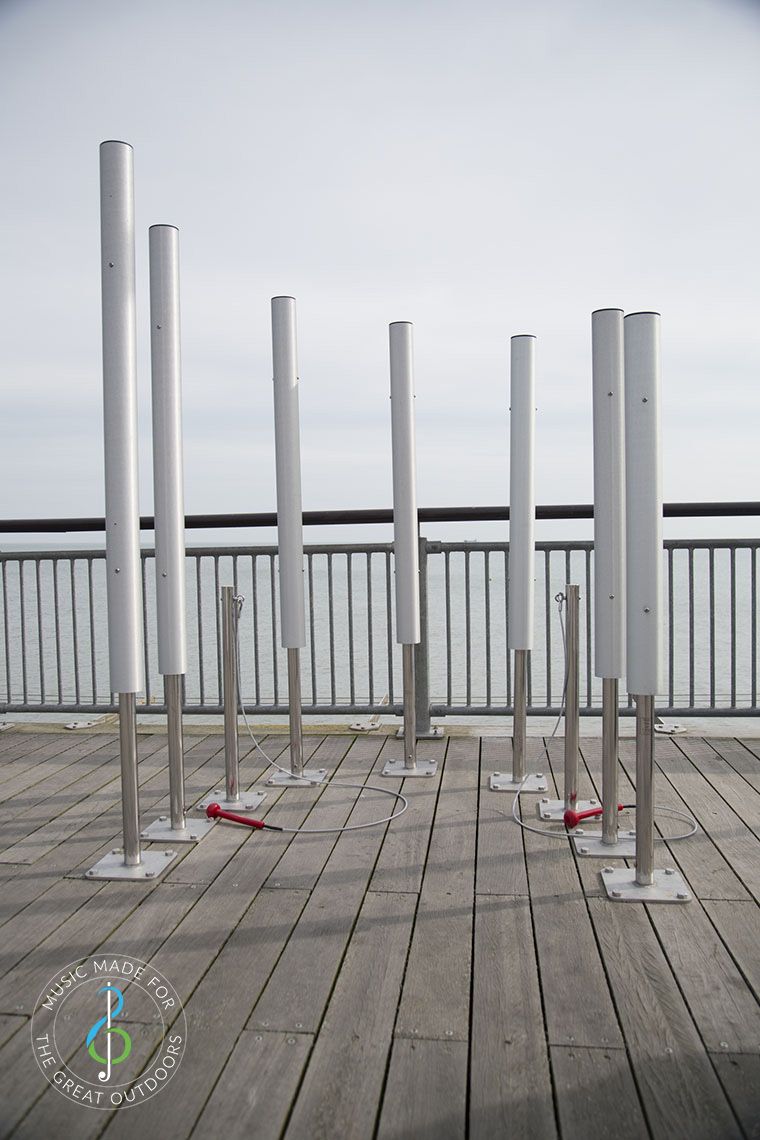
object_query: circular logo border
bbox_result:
[31,954,187,1110]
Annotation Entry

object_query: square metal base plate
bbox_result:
[381,758,438,778]
[141,816,216,844]
[394,726,444,739]
[266,768,327,787]
[489,771,548,793]
[196,790,267,812]
[601,866,691,902]
[537,797,599,821]
[85,847,177,881]
[573,830,637,858]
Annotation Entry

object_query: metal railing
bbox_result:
[1,534,758,717]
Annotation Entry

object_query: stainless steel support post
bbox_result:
[266,647,327,787]
[86,693,177,880]
[197,588,266,810]
[287,647,305,777]
[635,694,655,885]
[572,677,635,856]
[602,678,619,844]
[403,642,416,769]
[601,693,690,902]
[513,648,527,783]
[120,691,141,865]
[223,587,240,803]
[166,673,186,831]
[537,587,595,820]
[143,675,214,842]
[490,650,547,793]
[383,642,437,778]
[564,585,580,813]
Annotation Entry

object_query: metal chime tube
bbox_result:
[100,140,144,866]
[624,312,663,886]
[272,297,306,775]
[149,223,188,832]
[389,322,421,769]
[508,335,535,781]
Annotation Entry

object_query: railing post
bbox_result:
[414,536,440,738]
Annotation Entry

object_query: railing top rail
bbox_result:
[1,537,759,562]
[2,501,759,535]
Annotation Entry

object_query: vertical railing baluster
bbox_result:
[214,555,222,705]
[484,549,491,707]
[141,553,151,706]
[445,549,452,707]
[270,554,279,705]
[70,559,80,707]
[1,562,11,704]
[308,552,316,705]
[465,548,472,707]
[252,554,261,705]
[20,560,28,705]
[668,547,674,708]
[585,547,592,709]
[505,547,511,706]
[709,546,715,708]
[35,559,45,705]
[88,558,97,703]
[366,552,374,706]
[688,547,695,709]
[52,559,63,704]
[751,545,757,709]
[385,550,394,705]
[544,549,551,708]
[730,546,737,708]
[196,557,205,707]
[327,553,336,706]
[347,552,355,706]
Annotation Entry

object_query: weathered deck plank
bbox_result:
[0,729,758,1140]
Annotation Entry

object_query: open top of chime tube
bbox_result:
[100,140,144,694]
[624,312,663,695]
[150,224,187,676]
[271,296,306,649]
[508,335,536,651]
[389,322,420,645]
[592,308,626,679]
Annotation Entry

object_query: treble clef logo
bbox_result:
[85,985,132,1082]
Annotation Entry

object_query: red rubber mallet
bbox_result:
[205,802,267,829]
[563,803,624,830]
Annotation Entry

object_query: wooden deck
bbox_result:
[1,726,760,1139]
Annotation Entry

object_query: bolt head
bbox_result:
[579,846,589,855]
[159,815,168,822]
[611,889,622,899]
[676,891,689,901]
[145,871,156,879]
[494,772,501,778]
[603,866,614,874]
[664,867,674,875]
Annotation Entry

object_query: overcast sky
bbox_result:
[1,0,759,546]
